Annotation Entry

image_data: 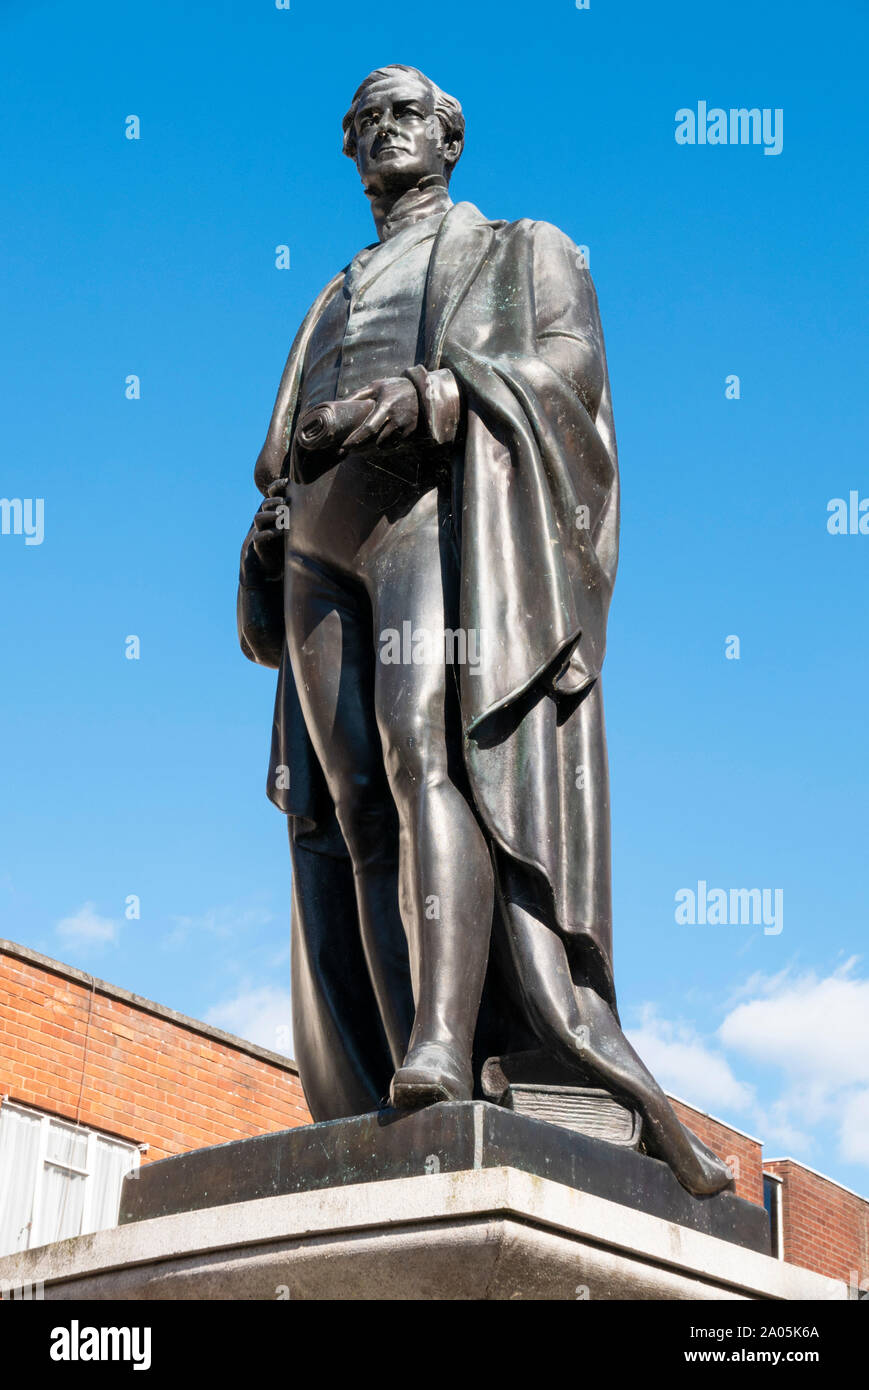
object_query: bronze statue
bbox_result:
[238,65,731,1197]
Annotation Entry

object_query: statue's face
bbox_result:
[352,74,453,196]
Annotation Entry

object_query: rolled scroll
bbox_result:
[296,399,373,452]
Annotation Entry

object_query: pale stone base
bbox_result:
[0,1167,848,1301]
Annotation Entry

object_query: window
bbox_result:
[0,1101,140,1256]
[763,1172,784,1259]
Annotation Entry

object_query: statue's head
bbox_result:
[342,65,464,199]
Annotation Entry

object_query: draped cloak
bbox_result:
[239,202,622,1120]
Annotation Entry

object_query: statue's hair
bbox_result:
[341,65,464,178]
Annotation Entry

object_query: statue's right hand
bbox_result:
[251,480,290,577]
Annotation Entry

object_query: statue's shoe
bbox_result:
[389,1042,473,1108]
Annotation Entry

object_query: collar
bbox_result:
[374,175,453,242]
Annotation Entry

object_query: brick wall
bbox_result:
[669,1096,764,1206]
[765,1158,869,1289]
[0,942,310,1164]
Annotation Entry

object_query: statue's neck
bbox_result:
[368,174,452,242]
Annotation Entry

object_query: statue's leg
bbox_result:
[501,899,734,1196]
[368,488,494,1106]
[284,551,414,1070]
[289,827,394,1120]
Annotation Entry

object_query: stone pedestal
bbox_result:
[0,1105,849,1301]
[117,1101,769,1249]
[0,1166,846,1301]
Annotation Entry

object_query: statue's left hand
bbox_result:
[248,480,289,578]
[339,377,419,451]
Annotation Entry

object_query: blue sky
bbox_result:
[1,0,867,1191]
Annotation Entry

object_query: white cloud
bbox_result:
[718,960,869,1167]
[604,962,869,1174]
[841,1090,869,1165]
[205,985,293,1058]
[759,1104,813,1154]
[55,901,119,946]
[163,904,273,950]
[626,1007,755,1114]
[720,958,869,1085]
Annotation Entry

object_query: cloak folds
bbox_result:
[241,202,622,1120]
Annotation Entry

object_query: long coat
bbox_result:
[240,201,621,1119]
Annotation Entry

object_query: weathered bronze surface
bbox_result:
[238,65,732,1196]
